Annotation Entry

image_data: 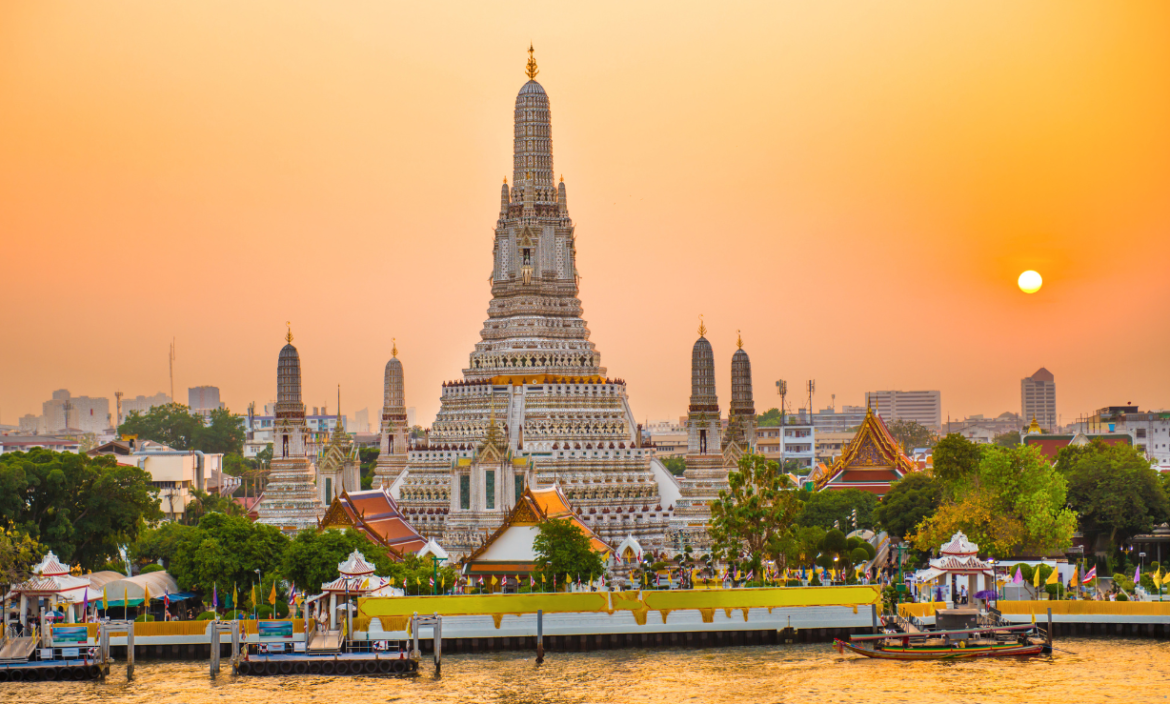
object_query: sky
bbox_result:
[2,1,1169,429]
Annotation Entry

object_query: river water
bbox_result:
[5,638,1169,704]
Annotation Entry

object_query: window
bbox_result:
[1137,429,1147,438]
[460,475,470,510]
[485,470,495,509]
[515,475,524,503]
[325,477,332,503]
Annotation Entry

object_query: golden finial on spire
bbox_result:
[698,314,707,337]
[503,176,508,184]
[525,43,539,80]
[737,330,743,349]
[560,174,564,183]
[285,321,293,344]
[392,338,398,358]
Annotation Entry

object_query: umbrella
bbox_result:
[974,589,997,600]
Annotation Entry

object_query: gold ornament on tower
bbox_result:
[525,43,539,80]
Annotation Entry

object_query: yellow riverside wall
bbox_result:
[359,586,880,631]
[996,601,1170,617]
[897,602,947,619]
[50,619,305,641]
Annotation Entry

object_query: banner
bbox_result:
[257,620,294,639]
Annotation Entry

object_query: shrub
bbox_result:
[650,561,668,571]
[809,573,822,587]
[785,579,803,587]
[1117,592,1129,601]
[1112,573,1135,592]
[139,564,165,574]
[134,614,155,622]
[256,602,291,619]
[196,611,217,620]
[850,548,870,564]
[861,542,877,561]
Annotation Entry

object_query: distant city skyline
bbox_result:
[2,3,1168,431]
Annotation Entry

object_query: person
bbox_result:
[960,585,968,605]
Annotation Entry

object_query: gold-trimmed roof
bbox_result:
[463,485,611,565]
[815,406,919,489]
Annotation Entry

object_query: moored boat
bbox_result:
[834,623,1050,661]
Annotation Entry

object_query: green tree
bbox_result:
[168,512,289,594]
[1058,440,1170,551]
[661,456,686,477]
[993,431,1021,448]
[709,454,804,571]
[0,449,161,569]
[194,407,246,455]
[874,473,942,539]
[911,444,1077,558]
[0,525,44,584]
[359,448,380,489]
[532,517,606,587]
[182,488,244,525]
[796,488,877,531]
[281,528,399,592]
[887,420,935,451]
[118,403,203,450]
[757,408,784,427]
[130,520,195,569]
[931,433,983,488]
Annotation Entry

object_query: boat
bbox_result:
[834,623,1050,661]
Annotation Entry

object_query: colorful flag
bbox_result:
[478,576,483,586]
[530,576,535,588]
[1067,565,1078,588]
[1033,566,1041,589]
[268,582,277,606]
[429,576,435,587]
[1013,567,1023,583]
[1045,566,1059,586]
[164,588,170,610]
[212,584,218,610]
[102,587,108,611]
[1134,565,1141,587]
[144,583,151,605]
[287,585,297,605]
[82,589,89,622]
[1082,567,1097,584]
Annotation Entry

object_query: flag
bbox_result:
[478,576,483,586]
[287,585,297,605]
[541,573,546,584]
[164,588,170,609]
[144,583,151,605]
[745,570,754,582]
[530,576,535,588]
[232,584,237,611]
[1013,567,1023,584]
[1154,569,1163,590]
[251,584,256,609]
[102,587,108,611]
[429,576,435,587]
[1067,566,1078,589]
[1082,567,1097,584]
[388,577,396,586]
[1045,566,1059,586]
[82,589,89,622]
[212,584,217,610]
[1134,565,1141,587]
[268,582,276,606]
[1033,566,1041,589]
[491,575,498,586]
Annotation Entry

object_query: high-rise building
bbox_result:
[122,392,171,418]
[38,390,110,434]
[1021,368,1056,431]
[188,386,222,412]
[392,48,675,557]
[864,390,942,430]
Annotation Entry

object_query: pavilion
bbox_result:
[5,552,101,626]
[812,405,920,496]
[913,531,994,605]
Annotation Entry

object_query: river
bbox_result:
[5,638,1169,704]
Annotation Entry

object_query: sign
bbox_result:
[40,648,53,660]
[293,642,305,653]
[266,642,285,653]
[52,625,89,645]
[257,620,294,639]
[62,648,80,659]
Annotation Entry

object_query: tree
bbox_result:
[281,528,399,592]
[661,457,686,477]
[168,512,289,594]
[194,407,245,455]
[182,488,244,525]
[911,444,1077,558]
[993,431,1021,448]
[1058,440,1170,551]
[118,403,203,450]
[130,520,195,569]
[709,454,804,571]
[0,449,162,570]
[874,473,943,539]
[757,408,784,427]
[359,448,380,489]
[887,420,935,451]
[931,433,983,488]
[532,517,606,587]
[0,525,44,585]
[796,488,877,532]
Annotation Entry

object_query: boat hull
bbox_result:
[835,640,1045,661]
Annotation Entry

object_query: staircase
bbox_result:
[0,635,36,663]
[306,629,343,654]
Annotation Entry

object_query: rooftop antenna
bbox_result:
[806,380,816,425]
[169,338,176,403]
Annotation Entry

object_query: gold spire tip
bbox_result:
[697,314,707,338]
[737,330,743,349]
[525,44,539,80]
[392,337,398,358]
[285,321,293,344]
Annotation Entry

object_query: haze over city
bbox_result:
[3,1,1168,427]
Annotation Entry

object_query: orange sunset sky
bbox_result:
[2,2,1168,429]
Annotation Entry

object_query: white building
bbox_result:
[755,422,816,470]
[122,392,171,419]
[864,390,942,430]
[90,440,225,520]
[0,435,82,455]
[1021,368,1057,431]
[644,419,687,458]
[1067,408,1170,465]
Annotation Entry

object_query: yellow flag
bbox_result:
[102,587,108,611]
[268,582,276,606]
[491,575,499,586]
[124,587,128,609]
[541,573,546,583]
[1068,566,1078,588]
[251,584,256,608]
[232,585,237,611]
[1045,566,1059,585]
[1033,566,1040,589]
[388,577,395,586]
[144,583,151,604]
[1154,569,1163,589]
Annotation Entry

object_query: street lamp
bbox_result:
[430,555,448,595]
[254,568,261,620]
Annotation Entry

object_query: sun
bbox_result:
[1018,270,1043,294]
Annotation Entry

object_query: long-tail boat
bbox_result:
[834,623,1050,661]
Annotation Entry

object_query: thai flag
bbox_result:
[530,576,535,587]
[164,589,170,609]
[287,585,297,606]
[745,570,754,582]
[1082,567,1097,584]
[478,576,484,586]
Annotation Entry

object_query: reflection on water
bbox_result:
[4,638,1170,704]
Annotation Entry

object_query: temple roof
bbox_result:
[33,551,71,577]
[318,487,427,558]
[815,406,920,492]
[940,531,979,556]
[337,550,376,576]
[463,485,611,568]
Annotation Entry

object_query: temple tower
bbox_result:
[374,340,410,487]
[318,389,360,505]
[722,332,757,466]
[395,48,674,558]
[670,320,728,551]
[256,326,323,532]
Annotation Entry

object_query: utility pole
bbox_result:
[806,380,816,426]
[776,380,787,467]
[169,338,176,403]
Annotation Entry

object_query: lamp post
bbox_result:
[430,555,448,596]
[254,568,261,621]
